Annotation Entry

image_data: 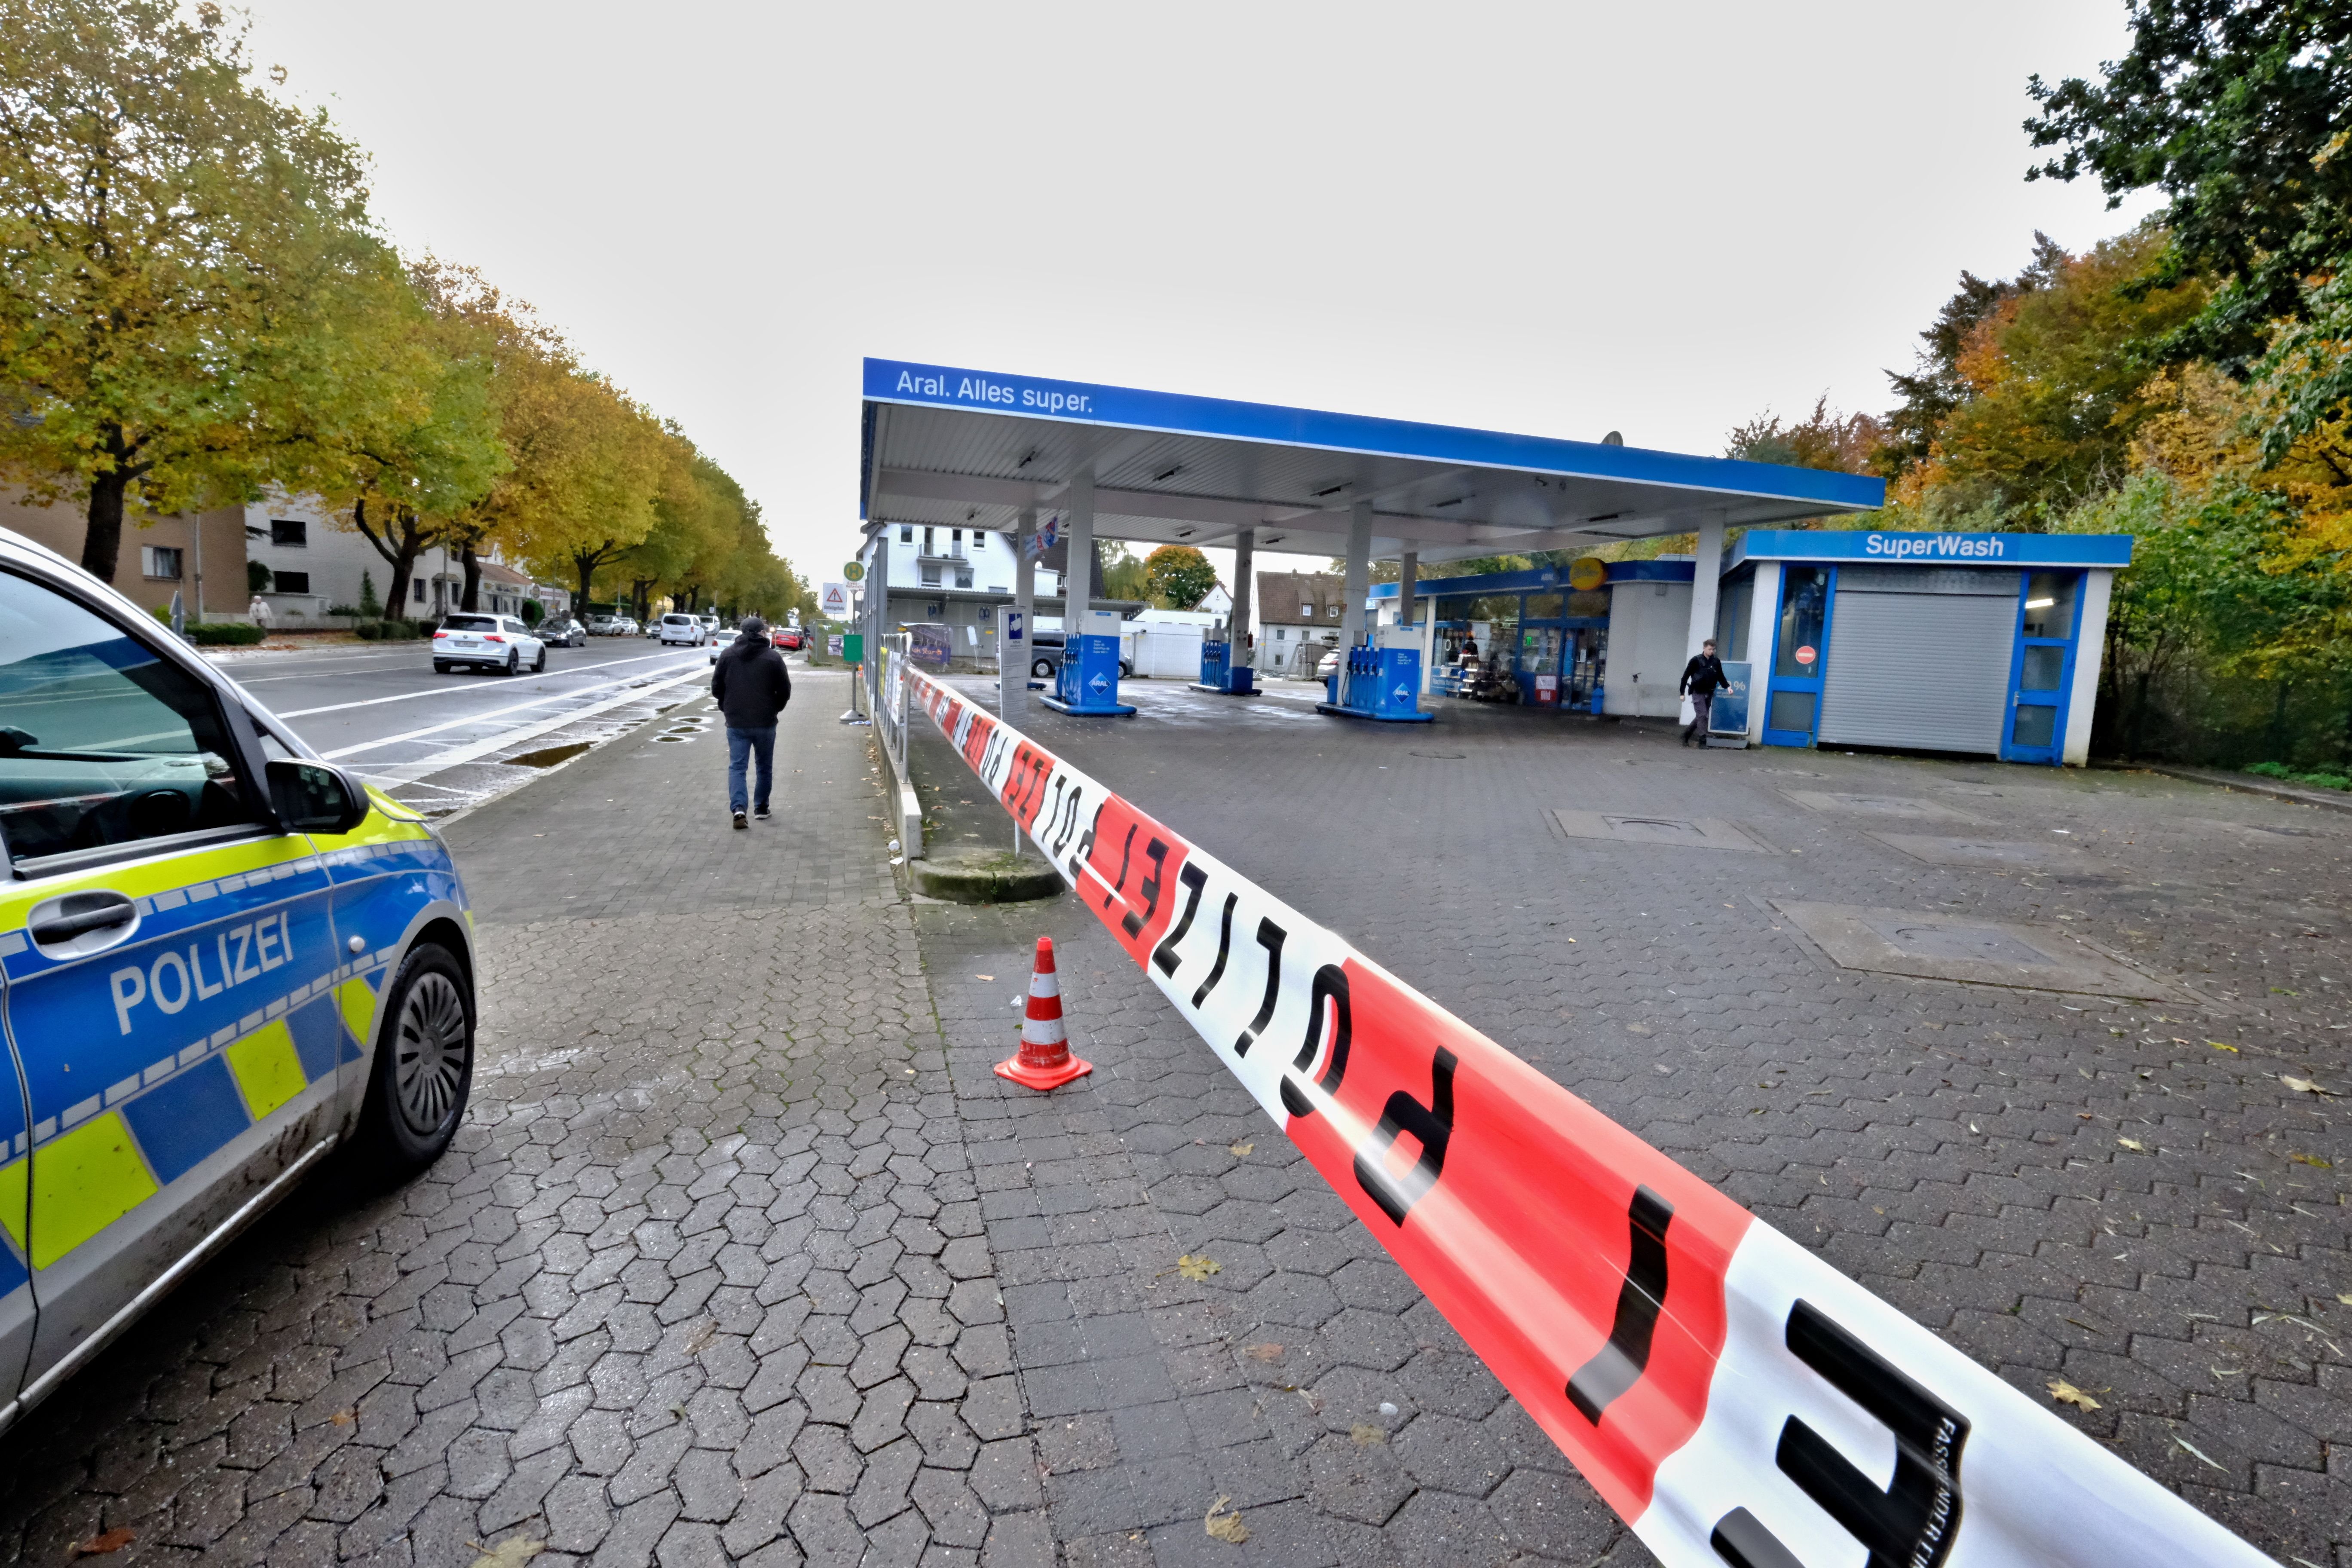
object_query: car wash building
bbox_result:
[1712,530,2130,766]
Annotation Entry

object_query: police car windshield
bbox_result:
[441,615,498,631]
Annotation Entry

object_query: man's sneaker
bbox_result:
[732,811,747,830]
[753,805,771,821]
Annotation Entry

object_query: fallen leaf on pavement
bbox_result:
[974,974,993,981]
[2290,1152,2332,1168]
[2206,1041,2239,1053]
[1178,1254,1221,1281]
[1242,1343,1283,1362]
[2047,1380,2101,1412]
[2172,1435,2226,1471]
[69,1528,135,1557]
[1204,1496,1250,1545]
[2117,1137,2147,1152]
[330,1408,355,1427]
[1350,1423,1387,1446]
[469,1538,545,1568]
[2280,1075,2335,1096]
[684,1319,719,1355]
[1228,1141,1253,1158]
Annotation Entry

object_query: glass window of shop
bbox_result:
[1773,567,1828,679]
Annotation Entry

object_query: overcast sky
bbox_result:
[247,1,2158,586]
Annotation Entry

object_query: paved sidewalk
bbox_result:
[0,671,1053,1567]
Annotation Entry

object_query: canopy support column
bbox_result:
[1010,506,1035,721]
[1397,551,1418,628]
[1688,511,1725,657]
[1230,528,1255,665]
[1063,471,1095,620]
[1342,500,1372,645]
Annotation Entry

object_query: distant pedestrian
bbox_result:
[1680,638,1727,747]
[711,615,791,829]
[249,594,272,629]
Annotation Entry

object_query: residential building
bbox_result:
[1,489,247,621]
[245,492,563,622]
[1254,570,1348,676]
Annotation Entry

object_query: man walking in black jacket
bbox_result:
[1679,638,1728,747]
[711,616,792,828]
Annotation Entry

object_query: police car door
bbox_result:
[0,565,343,1396]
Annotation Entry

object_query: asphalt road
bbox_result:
[220,634,722,816]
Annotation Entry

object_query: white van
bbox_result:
[658,612,703,647]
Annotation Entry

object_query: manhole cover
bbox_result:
[1409,751,1466,760]
[1862,919,2053,965]
[1552,810,1770,851]
[1784,790,1988,823]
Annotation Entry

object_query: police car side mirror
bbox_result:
[266,758,370,835]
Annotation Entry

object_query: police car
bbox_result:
[0,527,476,1436]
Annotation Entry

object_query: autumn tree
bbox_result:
[1725,397,1886,475]
[1142,545,1218,609]
[0,0,384,579]
[2027,1,2352,372]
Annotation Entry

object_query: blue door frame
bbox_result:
[2000,570,2084,766]
[1761,565,1834,747]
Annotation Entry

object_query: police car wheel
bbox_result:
[358,944,474,1173]
[1031,658,1053,679]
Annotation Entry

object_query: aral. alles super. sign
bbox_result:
[899,662,2268,1568]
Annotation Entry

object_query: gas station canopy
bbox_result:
[862,357,1884,564]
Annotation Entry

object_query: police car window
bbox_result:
[0,572,260,864]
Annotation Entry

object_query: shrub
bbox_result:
[520,600,543,627]
[185,622,266,646]
[327,603,361,616]
[2246,760,2352,791]
[358,570,381,619]
[246,560,273,594]
[354,622,380,640]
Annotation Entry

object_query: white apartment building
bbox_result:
[245,493,566,622]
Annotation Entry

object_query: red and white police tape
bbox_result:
[903,666,2274,1568]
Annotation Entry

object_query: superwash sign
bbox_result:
[896,663,2270,1568]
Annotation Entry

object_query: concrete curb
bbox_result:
[909,852,1064,904]
[2100,760,2352,816]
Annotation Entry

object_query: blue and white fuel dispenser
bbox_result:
[1317,626,1434,723]
[1191,630,1256,695]
[1040,609,1137,717]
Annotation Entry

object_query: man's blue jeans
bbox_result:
[727,726,775,814]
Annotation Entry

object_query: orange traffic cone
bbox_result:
[995,937,1093,1091]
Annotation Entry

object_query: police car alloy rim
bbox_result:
[394,971,468,1135]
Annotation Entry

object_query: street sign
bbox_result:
[843,561,864,582]
[1005,611,1023,642]
[819,581,851,617]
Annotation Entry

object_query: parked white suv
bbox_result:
[658,612,704,647]
[432,613,545,675]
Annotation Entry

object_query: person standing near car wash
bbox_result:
[711,615,790,829]
[1679,637,1727,747]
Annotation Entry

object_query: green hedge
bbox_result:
[184,622,266,646]
[353,619,429,641]
[2245,760,2352,792]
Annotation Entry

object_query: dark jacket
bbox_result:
[712,634,791,728]
[1679,652,1728,697]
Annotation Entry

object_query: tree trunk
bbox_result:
[353,499,427,622]
[575,553,597,620]
[81,465,131,584]
[459,543,482,612]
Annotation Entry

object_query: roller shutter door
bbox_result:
[1816,570,2015,754]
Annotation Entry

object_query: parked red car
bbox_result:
[773,628,804,650]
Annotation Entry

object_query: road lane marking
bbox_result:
[346,668,710,783]
[315,661,704,757]
[283,651,701,720]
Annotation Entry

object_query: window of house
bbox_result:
[141,546,184,580]
[413,579,427,602]
[1300,602,1313,616]
[955,568,973,589]
[270,518,307,547]
[951,528,962,545]
[898,525,913,544]
[1275,628,1286,640]
[922,527,935,554]
[919,563,941,587]
[272,571,310,595]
